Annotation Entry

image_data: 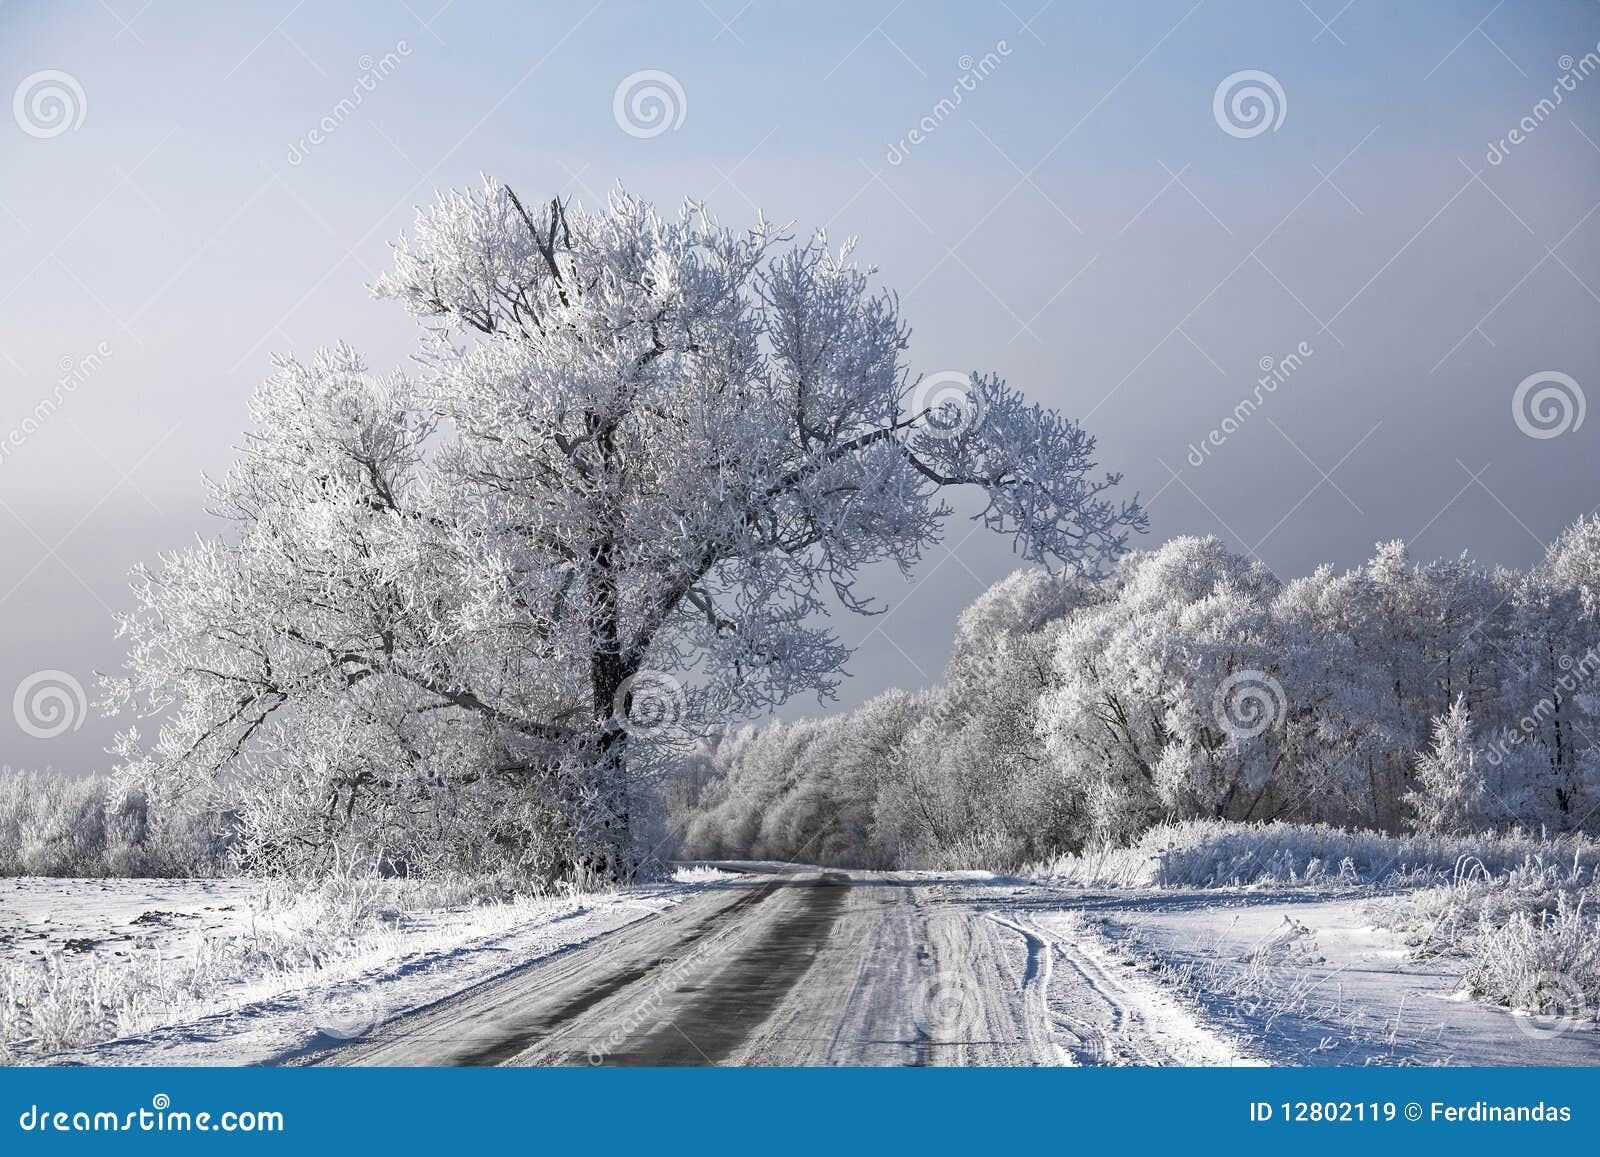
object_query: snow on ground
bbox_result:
[321,869,1251,1067]
[1063,888,1600,1067]
[6,869,1596,1067]
[0,876,261,965]
[998,908,1261,1065]
[0,875,704,1066]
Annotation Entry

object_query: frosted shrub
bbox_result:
[1365,848,1599,1016]
[1461,901,1599,1019]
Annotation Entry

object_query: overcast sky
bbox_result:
[3,0,1599,772]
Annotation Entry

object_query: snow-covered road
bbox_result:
[312,868,1247,1067]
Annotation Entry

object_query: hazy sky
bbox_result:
[3,0,1599,772]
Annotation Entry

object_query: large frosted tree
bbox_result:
[108,182,1144,882]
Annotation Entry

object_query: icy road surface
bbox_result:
[311,868,1248,1067]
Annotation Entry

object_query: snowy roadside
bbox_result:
[988,907,1261,1066]
[1058,889,1600,1067]
[1,875,701,1067]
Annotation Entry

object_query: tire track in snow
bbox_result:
[995,910,1254,1066]
[1040,913,1160,1065]
[985,912,1082,1065]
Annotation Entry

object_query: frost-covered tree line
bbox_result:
[0,768,228,877]
[676,518,1600,869]
[104,181,1143,886]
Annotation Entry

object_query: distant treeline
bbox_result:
[671,516,1600,870]
[0,768,230,877]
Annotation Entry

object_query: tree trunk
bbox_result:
[592,723,634,883]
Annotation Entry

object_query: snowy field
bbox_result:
[0,875,700,1065]
[1066,891,1600,1066]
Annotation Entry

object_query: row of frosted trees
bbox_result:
[675,518,1600,869]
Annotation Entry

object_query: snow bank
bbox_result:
[1027,819,1600,890]
[1088,895,1600,1066]
[1366,851,1599,1021]
[1030,819,1600,1032]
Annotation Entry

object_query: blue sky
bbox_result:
[2,0,1599,770]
